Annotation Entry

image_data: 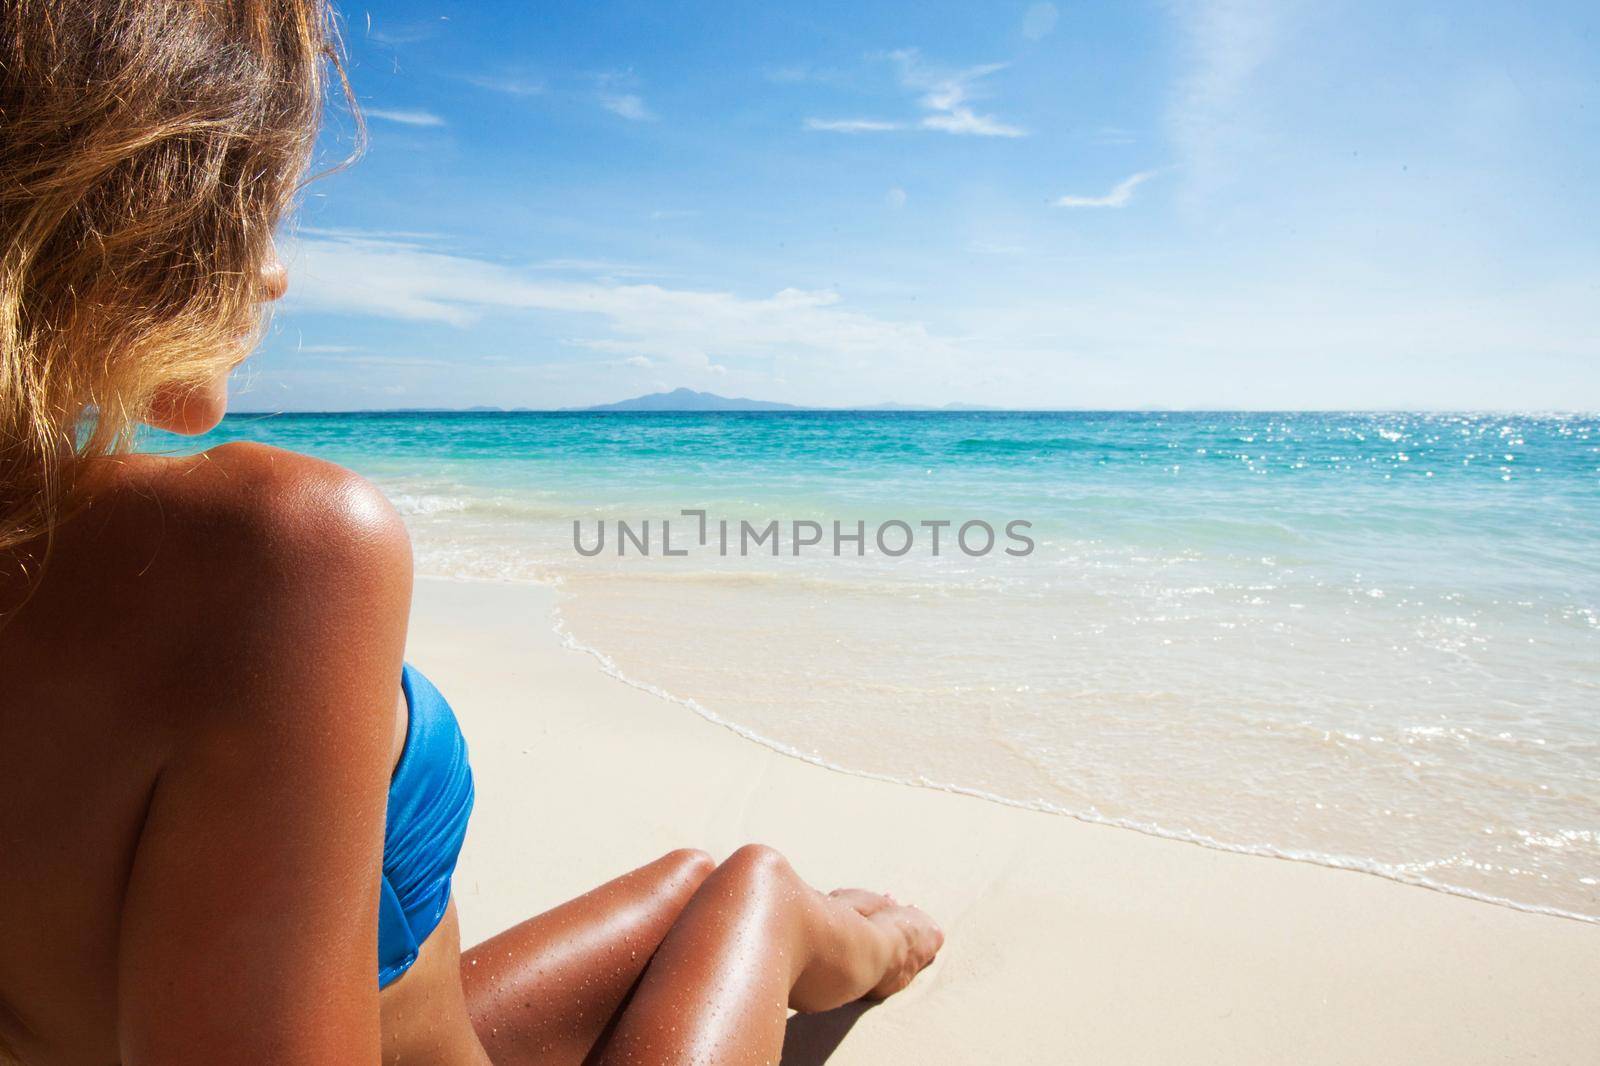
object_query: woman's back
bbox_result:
[0,462,172,1062]
[0,443,413,1064]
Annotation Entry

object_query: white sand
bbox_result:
[412,577,1600,1065]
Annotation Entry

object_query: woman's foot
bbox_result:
[826,887,896,915]
[827,888,944,999]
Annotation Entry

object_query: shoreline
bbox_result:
[180,409,1600,922]
[546,583,1597,927]
[413,575,1600,1064]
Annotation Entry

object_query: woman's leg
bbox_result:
[461,848,717,1066]
[595,844,943,1066]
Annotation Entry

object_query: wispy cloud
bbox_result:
[600,93,655,121]
[463,72,546,97]
[1055,170,1157,208]
[463,69,654,122]
[364,14,448,47]
[364,108,447,128]
[893,49,1027,137]
[282,231,961,373]
[1168,0,1296,197]
[922,110,1023,137]
[804,117,903,133]
[804,49,1025,138]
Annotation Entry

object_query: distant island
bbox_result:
[571,388,802,412]
[231,389,1005,415]
[566,388,997,412]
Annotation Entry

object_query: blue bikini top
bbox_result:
[377,664,475,987]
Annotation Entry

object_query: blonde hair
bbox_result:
[0,0,345,557]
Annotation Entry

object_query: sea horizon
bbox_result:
[224,405,1600,415]
[157,409,1600,922]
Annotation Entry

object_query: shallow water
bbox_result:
[162,411,1600,919]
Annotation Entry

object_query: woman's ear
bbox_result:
[260,250,288,303]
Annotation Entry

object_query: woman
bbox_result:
[0,1,942,1063]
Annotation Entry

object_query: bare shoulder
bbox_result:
[30,443,415,722]
[84,441,411,594]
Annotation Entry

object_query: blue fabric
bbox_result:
[377,663,475,988]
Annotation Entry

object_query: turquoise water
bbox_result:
[158,411,1600,918]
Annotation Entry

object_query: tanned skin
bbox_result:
[0,256,941,1065]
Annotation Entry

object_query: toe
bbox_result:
[828,888,895,917]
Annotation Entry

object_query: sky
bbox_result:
[244,0,1600,411]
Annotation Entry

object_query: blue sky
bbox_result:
[247,0,1600,410]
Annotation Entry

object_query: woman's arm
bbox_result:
[114,446,413,1065]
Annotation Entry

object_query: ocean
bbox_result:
[155,411,1600,920]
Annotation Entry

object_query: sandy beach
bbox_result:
[414,577,1600,1065]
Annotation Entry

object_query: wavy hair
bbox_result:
[0,0,347,562]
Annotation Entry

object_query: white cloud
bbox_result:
[601,93,654,121]
[282,231,964,373]
[364,108,447,128]
[892,50,1026,137]
[269,229,1600,409]
[1022,2,1060,41]
[921,109,1025,137]
[801,48,1025,137]
[804,117,903,133]
[463,73,545,97]
[1055,170,1157,208]
[1168,0,1296,197]
[365,15,446,47]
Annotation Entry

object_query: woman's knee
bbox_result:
[660,847,717,885]
[614,848,715,906]
[718,843,796,884]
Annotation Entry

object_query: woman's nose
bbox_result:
[259,256,288,302]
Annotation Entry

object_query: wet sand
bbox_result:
[413,577,1600,1065]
